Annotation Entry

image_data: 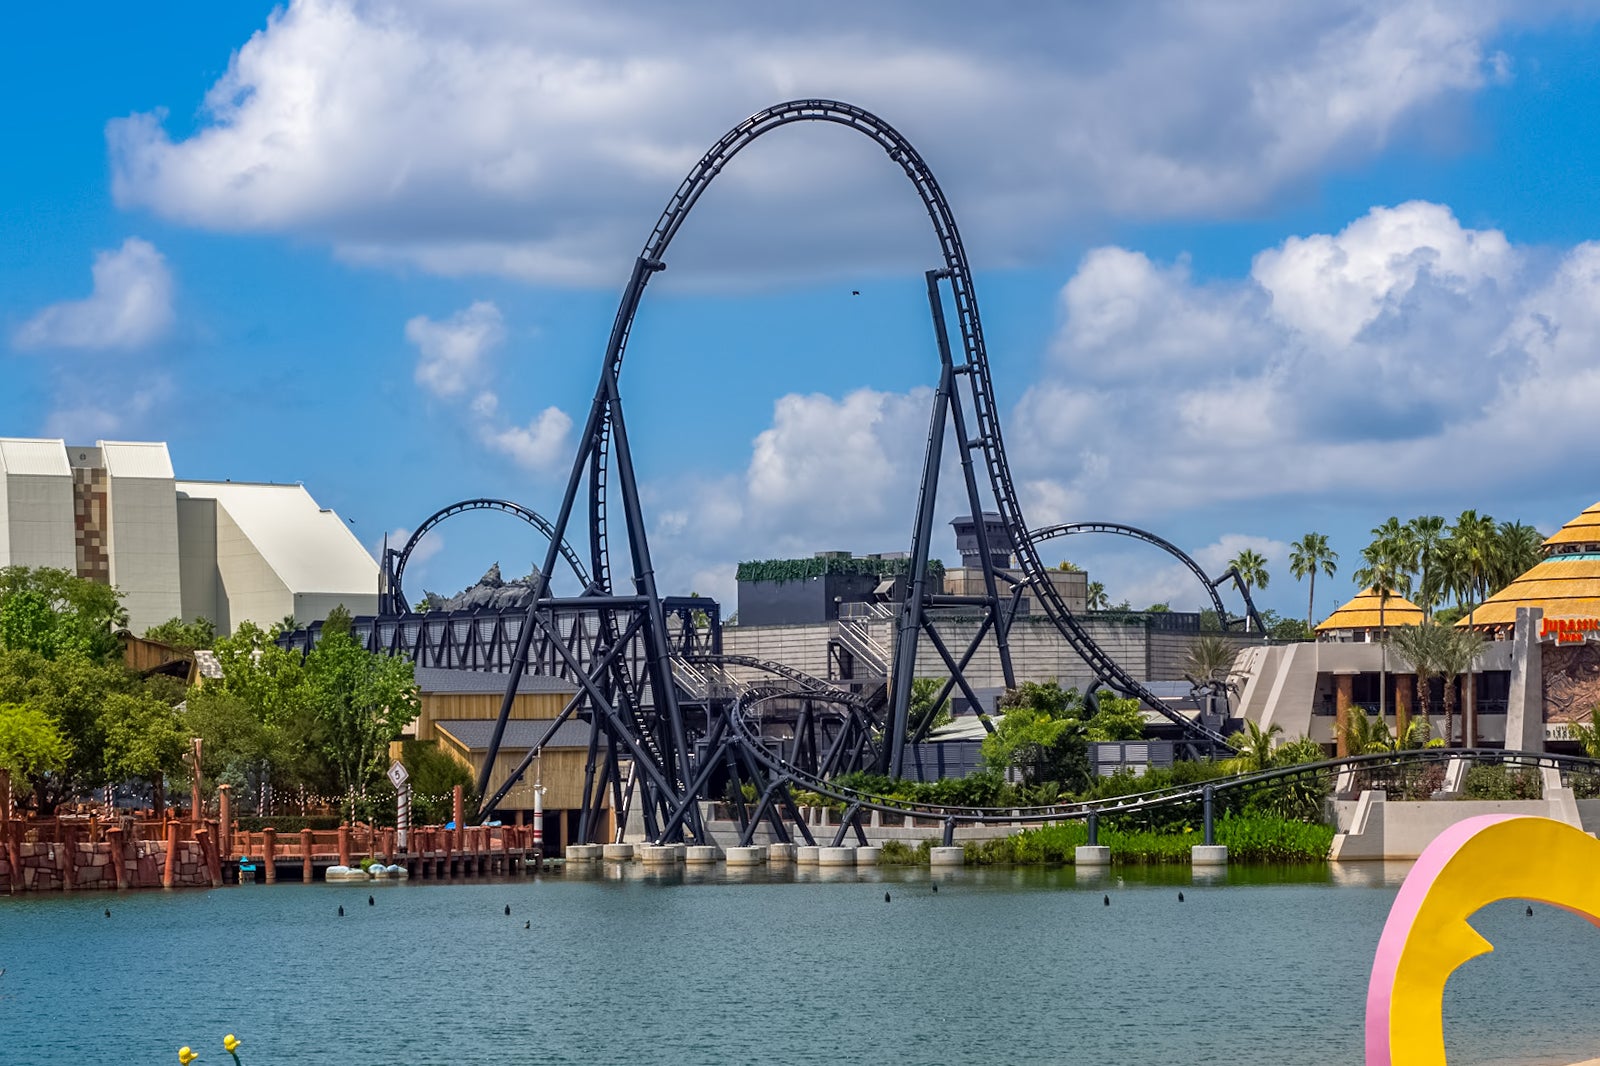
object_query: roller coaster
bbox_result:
[394,99,1283,840]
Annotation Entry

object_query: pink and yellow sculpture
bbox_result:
[1365,814,1600,1065]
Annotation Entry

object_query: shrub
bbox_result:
[1461,765,1542,800]
[878,840,932,865]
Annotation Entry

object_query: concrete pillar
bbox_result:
[1335,672,1355,758]
[685,845,719,864]
[162,822,180,889]
[602,843,634,861]
[817,846,856,866]
[856,846,881,866]
[262,827,277,884]
[726,845,767,865]
[795,845,820,865]
[1191,845,1228,866]
[1506,607,1544,751]
[930,846,965,866]
[767,843,797,863]
[1074,845,1111,866]
[300,829,314,883]
[641,844,685,864]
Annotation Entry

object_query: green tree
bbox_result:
[102,690,189,813]
[908,677,952,737]
[1493,521,1543,592]
[981,710,1089,791]
[1384,620,1452,741]
[0,701,71,812]
[299,625,419,819]
[1434,625,1484,748]
[0,649,131,813]
[1055,560,1082,572]
[142,617,217,651]
[1184,634,1239,717]
[1355,523,1418,725]
[400,739,478,825]
[1085,692,1145,742]
[998,679,1081,719]
[1407,516,1448,617]
[1228,549,1270,632]
[1288,532,1339,632]
[1085,581,1109,611]
[1339,707,1394,755]
[0,566,127,661]
[1227,720,1282,774]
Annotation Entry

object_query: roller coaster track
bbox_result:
[586,99,1228,748]
[712,675,1600,843]
[382,498,592,616]
[1028,521,1268,634]
[484,99,1234,830]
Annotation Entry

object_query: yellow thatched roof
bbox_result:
[1543,500,1600,547]
[1315,588,1425,632]
[1459,555,1600,627]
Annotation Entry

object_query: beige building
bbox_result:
[0,437,376,634]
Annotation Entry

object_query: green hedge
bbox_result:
[954,812,1333,866]
[735,556,945,586]
[234,815,344,833]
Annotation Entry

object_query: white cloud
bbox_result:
[644,385,955,605]
[104,0,1534,283]
[1012,201,1600,524]
[407,300,504,397]
[479,406,573,472]
[402,301,573,473]
[14,238,174,350]
[42,379,170,440]
[373,526,443,567]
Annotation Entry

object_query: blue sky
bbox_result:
[5,1,1600,624]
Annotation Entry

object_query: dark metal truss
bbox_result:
[470,98,1231,841]
[1028,521,1269,634]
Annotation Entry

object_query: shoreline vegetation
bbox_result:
[876,813,1335,867]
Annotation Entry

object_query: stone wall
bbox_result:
[0,836,213,893]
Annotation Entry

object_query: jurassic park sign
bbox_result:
[1540,617,1600,644]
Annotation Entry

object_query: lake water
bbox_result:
[1,862,1597,1065]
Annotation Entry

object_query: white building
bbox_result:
[0,438,376,634]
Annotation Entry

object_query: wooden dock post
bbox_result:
[106,827,128,890]
[300,829,314,882]
[162,822,180,889]
[197,827,222,888]
[338,824,351,868]
[217,785,232,858]
[263,827,277,884]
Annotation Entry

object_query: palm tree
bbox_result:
[1229,549,1270,631]
[1385,620,1449,741]
[1435,626,1484,748]
[1227,720,1282,774]
[1354,529,1412,728]
[1289,533,1338,632]
[1408,515,1447,618]
[1450,510,1498,622]
[1185,634,1239,721]
[1085,581,1109,611]
[1494,521,1543,592]
[1340,707,1393,755]
[1450,510,1498,745]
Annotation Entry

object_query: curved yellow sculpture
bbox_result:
[1366,814,1600,1065]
